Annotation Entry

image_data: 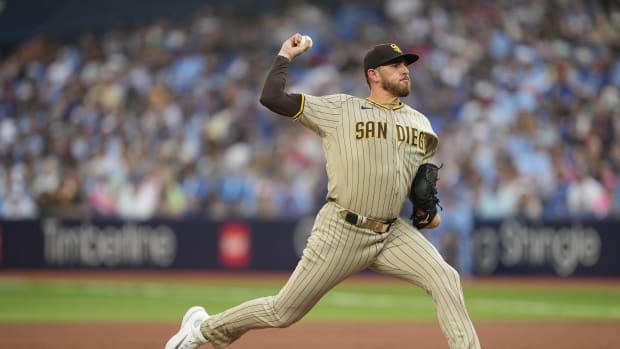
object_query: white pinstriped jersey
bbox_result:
[294,93,438,220]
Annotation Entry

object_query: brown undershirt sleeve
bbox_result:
[259,55,303,117]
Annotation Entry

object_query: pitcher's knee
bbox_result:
[434,263,463,293]
[445,264,461,283]
[269,299,307,328]
[270,307,303,328]
[275,314,299,328]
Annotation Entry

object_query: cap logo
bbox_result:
[390,44,402,54]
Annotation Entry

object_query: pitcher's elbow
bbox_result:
[259,93,274,108]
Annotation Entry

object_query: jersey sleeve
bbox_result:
[423,133,438,161]
[412,108,439,161]
[294,94,345,136]
[259,56,304,117]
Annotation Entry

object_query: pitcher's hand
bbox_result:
[278,33,312,61]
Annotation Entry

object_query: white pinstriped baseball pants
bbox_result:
[201,202,480,348]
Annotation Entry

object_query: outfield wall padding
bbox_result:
[0,217,618,277]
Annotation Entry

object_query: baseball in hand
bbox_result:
[298,35,313,50]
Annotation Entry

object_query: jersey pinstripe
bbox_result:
[201,203,480,349]
[295,93,438,219]
[199,88,480,349]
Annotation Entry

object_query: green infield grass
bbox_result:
[0,276,618,323]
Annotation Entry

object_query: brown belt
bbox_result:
[338,210,396,233]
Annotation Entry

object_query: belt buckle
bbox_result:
[339,209,392,233]
[366,219,388,233]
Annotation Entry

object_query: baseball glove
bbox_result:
[409,163,442,229]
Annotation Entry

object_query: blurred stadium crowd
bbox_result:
[0,0,619,224]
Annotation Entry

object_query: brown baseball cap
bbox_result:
[363,43,419,72]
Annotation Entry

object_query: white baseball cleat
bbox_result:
[165,306,210,349]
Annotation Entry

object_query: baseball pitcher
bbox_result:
[165,33,481,349]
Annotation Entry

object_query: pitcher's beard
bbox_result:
[382,79,410,97]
